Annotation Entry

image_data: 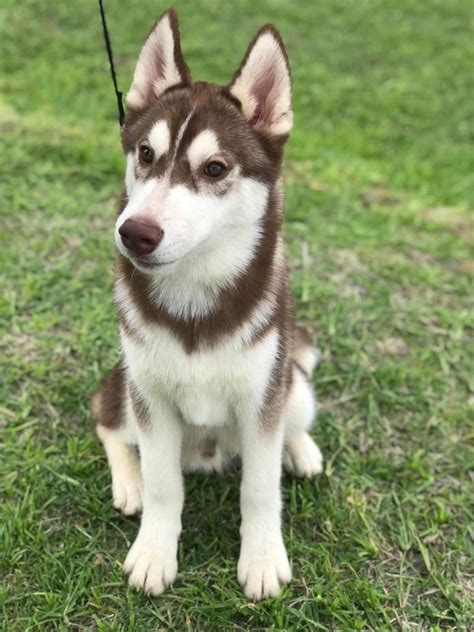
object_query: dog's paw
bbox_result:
[238,536,291,600]
[123,535,178,596]
[112,474,142,516]
[284,432,323,478]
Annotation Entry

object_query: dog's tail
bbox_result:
[292,325,320,376]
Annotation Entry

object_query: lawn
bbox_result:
[1,0,473,629]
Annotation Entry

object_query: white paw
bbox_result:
[112,474,142,516]
[238,536,291,601]
[123,534,178,596]
[284,433,323,478]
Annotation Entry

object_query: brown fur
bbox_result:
[227,23,292,135]
[131,7,192,110]
[200,438,217,459]
[114,208,295,432]
[91,362,125,429]
[94,11,303,436]
[115,183,287,354]
[292,325,314,374]
[116,309,143,344]
[115,61,293,355]
[258,264,294,431]
[121,83,284,187]
[129,384,151,428]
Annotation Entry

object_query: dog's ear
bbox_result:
[228,25,292,137]
[126,8,191,109]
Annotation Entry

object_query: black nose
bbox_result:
[119,219,164,256]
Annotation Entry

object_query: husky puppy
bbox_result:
[92,8,323,600]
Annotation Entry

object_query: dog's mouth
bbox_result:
[129,256,177,273]
[127,238,208,273]
[119,233,209,273]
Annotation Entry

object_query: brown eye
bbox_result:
[139,144,154,164]
[204,161,226,178]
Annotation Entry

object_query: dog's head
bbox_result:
[116,8,292,274]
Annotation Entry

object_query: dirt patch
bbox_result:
[331,248,364,271]
[375,337,408,356]
[2,332,39,362]
[423,206,474,242]
[362,187,401,207]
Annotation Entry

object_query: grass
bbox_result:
[1,0,473,629]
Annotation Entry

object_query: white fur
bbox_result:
[117,320,282,596]
[173,110,194,157]
[121,322,280,426]
[230,32,293,136]
[96,423,142,515]
[282,367,323,477]
[187,129,220,171]
[127,14,183,108]
[113,271,322,598]
[123,403,183,595]
[114,269,285,434]
[284,433,323,478]
[122,112,192,204]
[238,424,292,599]
[108,146,321,601]
[295,346,320,375]
[101,20,322,600]
[108,282,322,599]
[124,153,136,198]
[114,229,280,347]
[110,167,320,597]
[148,120,171,160]
[181,426,228,473]
[116,171,269,318]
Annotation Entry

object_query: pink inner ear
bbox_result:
[250,63,278,126]
[150,41,166,81]
[249,109,261,125]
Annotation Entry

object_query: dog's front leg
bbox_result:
[123,399,183,596]
[238,416,292,600]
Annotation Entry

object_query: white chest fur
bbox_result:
[121,318,278,428]
[115,269,280,428]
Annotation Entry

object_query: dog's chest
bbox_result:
[122,322,278,427]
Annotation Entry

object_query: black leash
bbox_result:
[98,0,125,127]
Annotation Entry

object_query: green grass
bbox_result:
[1,0,473,629]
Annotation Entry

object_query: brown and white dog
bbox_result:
[92,8,323,601]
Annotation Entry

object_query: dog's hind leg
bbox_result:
[283,327,323,478]
[92,363,142,515]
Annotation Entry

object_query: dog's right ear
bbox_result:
[126,8,191,110]
[228,25,292,137]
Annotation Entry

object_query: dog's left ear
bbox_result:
[126,8,191,110]
[228,25,292,137]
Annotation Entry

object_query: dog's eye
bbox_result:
[204,161,226,178]
[139,145,154,164]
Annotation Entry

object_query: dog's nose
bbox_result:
[119,219,164,256]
